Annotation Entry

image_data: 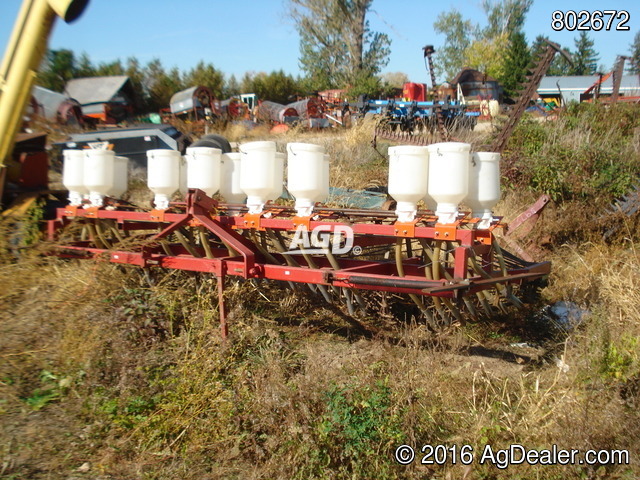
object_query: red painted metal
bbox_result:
[47,190,551,323]
[506,194,551,236]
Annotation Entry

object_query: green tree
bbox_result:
[124,57,146,111]
[144,59,184,112]
[434,0,532,82]
[75,52,95,77]
[433,10,474,81]
[240,70,302,104]
[570,32,599,75]
[464,33,509,80]
[183,61,225,99]
[547,54,572,76]
[501,31,531,97]
[481,0,532,39]
[224,74,240,97]
[289,0,391,95]
[530,35,549,61]
[38,49,76,92]
[628,31,640,74]
[380,71,409,90]
[95,59,124,76]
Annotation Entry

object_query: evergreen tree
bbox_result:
[183,61,225,99]
[144,59,184,112]
[547,54,572,76]
[124,57,146,111]
[501,31,530,98]
[530,35,550,62]
[38,49,76,92]
[570,32,599,75]
[75,52,95,77]
[225,74,240,97]
[95,59,124,76]
[628,31,640,74]
[240,71,302,104]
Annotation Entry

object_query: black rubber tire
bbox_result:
[194,134,232,153]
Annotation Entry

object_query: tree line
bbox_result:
[37,49,311,114]
[37,0,640,112]
[36,0,399,115]
[434,0,640,98]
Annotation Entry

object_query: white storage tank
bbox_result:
[468,151,501,229]
[84,149,115,207]
[287,142,325,216]
[423,191,437,212]
[62,149,87,206]
[185,146,222,197]
[387,145,429,222]
[108,156,129,199]
[239,141,277,214]
[220,152,245,203]
[147,149,181,210]
[427,142,471,224]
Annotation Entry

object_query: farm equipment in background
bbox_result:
[254,96,331,130]
[220,97,252,122]
[53,124,190,166]
[286,97,329,128]
[372,45,478,145]
[164,85,220,123]
[583,55,632,104]
[369,98,478,145]
[255,100,299,125]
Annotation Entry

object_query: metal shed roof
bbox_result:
[538,75,640,103]
[30,86,70,119]
[64,76,130,105]
[538,76,599,93]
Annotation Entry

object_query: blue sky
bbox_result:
[1,0,638,85]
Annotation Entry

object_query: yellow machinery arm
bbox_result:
[0,0,89,167]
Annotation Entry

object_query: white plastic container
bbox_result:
[185,146,222,197]
[427,142,471,224]
[287,142,325,216]
[423,191,437,212]
[468,152,501,229]
[239,141,277,214]
[147,149,181,210]
[84,149,115,207]
[220,152,245,203]
[387,145,429,222]
[62,149,87,206]
[108,156,129,198]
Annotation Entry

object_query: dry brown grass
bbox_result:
[2,113,640,479]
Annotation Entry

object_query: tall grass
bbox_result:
[2,105,640,478]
